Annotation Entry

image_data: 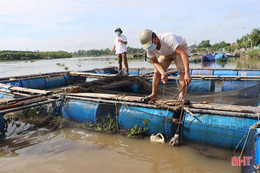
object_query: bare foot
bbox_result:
[148,94,158,99]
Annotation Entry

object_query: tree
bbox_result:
[198,40,211,48]
[248,28,260,47]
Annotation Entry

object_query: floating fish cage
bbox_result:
[0,67,260,172]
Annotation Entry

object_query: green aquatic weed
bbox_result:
[127,119,149,138]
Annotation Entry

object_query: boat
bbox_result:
[201,53,228,62]
[201,54,215,62]
[214,53,228,62]
[0,67,260,172]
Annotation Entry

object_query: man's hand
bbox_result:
[110,51,113,55]
[184,73,191,85]
[161,73,168,84]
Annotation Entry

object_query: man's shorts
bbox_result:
[154,44,188,74]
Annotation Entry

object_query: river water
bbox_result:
[0,56,238,78]
[0,56,251,173]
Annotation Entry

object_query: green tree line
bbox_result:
[194,28,260,52]
[0,50,72,61]
[71,47,144,57]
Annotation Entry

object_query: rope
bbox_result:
[176,82,188,133]
[170,82,186,100]
[163,83,165,100]
[164,107,170,139]
[239,122,260,157]
[115,94,124,133]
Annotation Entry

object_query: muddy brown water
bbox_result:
[0,128,240,173]
[0,56,255,173]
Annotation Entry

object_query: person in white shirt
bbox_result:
[139,29,191,102]
[110,28,129,75]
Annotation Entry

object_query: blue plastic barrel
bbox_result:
[188,69,214,92]
[2,80,22,87]
[188,80,214,92]
[182,112,257,150]
[238,70,260,76]
[213,70,238,76]
[222,81,259,92]
[191,69,213,75]
[118,106,176,139]
[61,100,99,123]
[45,75,66,89]
[21,78,46,89]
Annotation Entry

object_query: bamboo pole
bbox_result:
[0,94,44,105]
[67,92,143,102]
[163,75,260,81]
[0,89,31,97]
[0,97,48,110]
[0,83,52,95]
[188,103,260,114]
[187,108,259,119]
[0,99,56,115]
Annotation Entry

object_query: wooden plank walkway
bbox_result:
[0,83,53,95]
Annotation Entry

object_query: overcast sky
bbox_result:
[0,0,259,52]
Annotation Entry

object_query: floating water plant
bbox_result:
[127,119,148,138]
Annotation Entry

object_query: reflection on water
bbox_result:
[0,128,240,173]
[201,61,228,68]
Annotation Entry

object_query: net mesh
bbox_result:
[1,75,260,166]
[72,75,260,106]
[242,128,256,173]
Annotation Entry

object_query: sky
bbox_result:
[0,0,259,52]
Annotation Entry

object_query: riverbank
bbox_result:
[240,49,260,59]
[0,50,72,61]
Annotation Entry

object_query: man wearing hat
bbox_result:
[139,29,191,102]
[110,27,129,75]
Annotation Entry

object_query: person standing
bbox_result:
[110,27,129,75]
[139,29,191,102]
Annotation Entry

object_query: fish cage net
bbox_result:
[181,115,259,172]
[187,84,260,106]
[2,104,65,138]
[241,128,257,173]
[71,75,260,106]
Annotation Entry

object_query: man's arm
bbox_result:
[110,45,116,55]
[174,45,191,85]
[150,57,168,84]
[118,35,127,45]
[118,38,127,44]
